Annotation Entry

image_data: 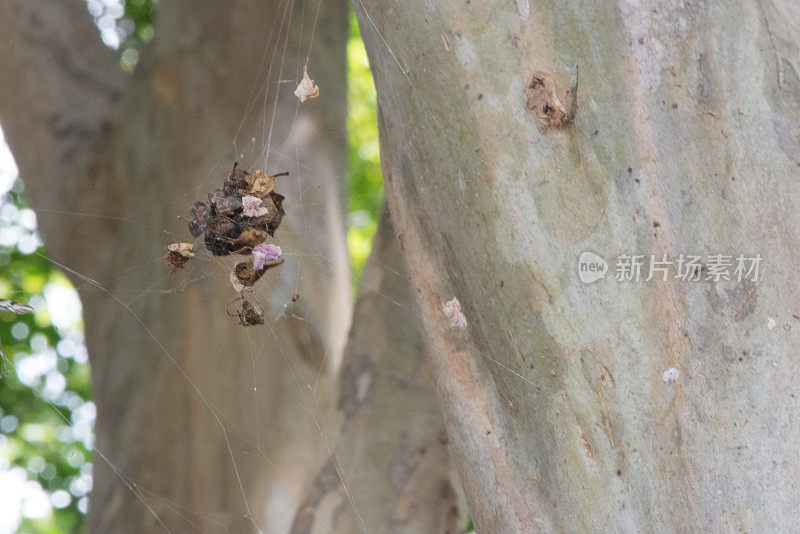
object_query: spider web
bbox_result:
[0,1,548,532]
[27,1,373,531]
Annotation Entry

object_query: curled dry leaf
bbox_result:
[233,227,268,250]
[165,242,195,273]
[442,297,468,328]
[525,70,568,128]
[230,257,284,295]
[294,65,320,103]
[231,260,266,289]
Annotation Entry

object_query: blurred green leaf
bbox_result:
[347,10,384,289]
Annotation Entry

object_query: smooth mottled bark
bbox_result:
[291,210,465,534]
[356,0,800,531]
[0,0,350,532]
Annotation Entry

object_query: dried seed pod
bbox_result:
[233,227,268,250]
[165,242,195,273]
[232,260,265,287]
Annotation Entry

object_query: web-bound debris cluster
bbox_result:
[165,163,287,326]
[189,164,285,255]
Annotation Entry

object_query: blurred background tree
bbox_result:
[0,1,382,531]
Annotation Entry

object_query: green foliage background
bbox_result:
[0,2,382,532]
[347,11,384,284]
[0,187,92,534]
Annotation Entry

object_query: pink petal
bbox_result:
[253,243,282,270]
[242,195,268,217]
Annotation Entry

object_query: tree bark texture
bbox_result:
[291,209,465,534]
[356,0,800,531]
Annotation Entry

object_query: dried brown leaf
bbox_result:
[165,242,195,273]
[232,260,265,287]
[237,300,265,326]
[242,170,275,198]
[233,227,268,250]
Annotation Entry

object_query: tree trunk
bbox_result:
[356,0,800,531]
[291,209,465,534]
[1,0,351,532]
